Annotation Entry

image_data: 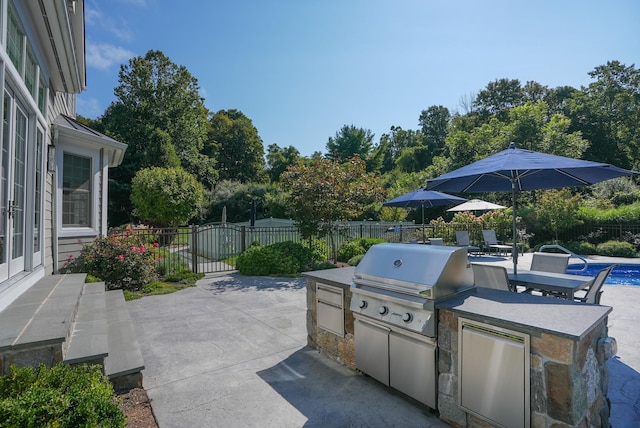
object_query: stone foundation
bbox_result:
[305,268,356,370]
[438,308,612,427]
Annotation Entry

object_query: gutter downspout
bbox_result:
[51,127,59,273]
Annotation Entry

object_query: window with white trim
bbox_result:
[62,153,92,227]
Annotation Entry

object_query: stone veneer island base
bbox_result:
[304,267,615,428]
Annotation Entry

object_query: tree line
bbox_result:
[79,50,640,231]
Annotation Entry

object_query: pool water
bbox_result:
[566,263,640,286]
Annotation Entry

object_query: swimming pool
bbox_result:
[566,263,640,286]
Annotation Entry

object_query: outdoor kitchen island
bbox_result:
[305,261,615,428]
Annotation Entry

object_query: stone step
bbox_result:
[63,282,108,365]
[104,290,145,392]
[0,274,86,351]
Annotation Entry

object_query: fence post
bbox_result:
[241,226,246,252]
[191,225,198,273]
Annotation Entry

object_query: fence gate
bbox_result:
[189,223,241,274]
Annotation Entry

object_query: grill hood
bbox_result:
[353,243,473,299]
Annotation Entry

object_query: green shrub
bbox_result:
[235,241,318,276]
[596,240,637,257]
[0,363,125,427]
[337,238,386,262]
[562,241,598,255]
[65,229,158,291]
[235,245,298,276]
[337,241,366,263]
[154,249,190,277]
[348,254,365,266]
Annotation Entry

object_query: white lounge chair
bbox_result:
[482,230,512,256]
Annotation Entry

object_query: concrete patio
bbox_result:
[126,253,640,427]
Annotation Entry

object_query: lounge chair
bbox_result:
[429,238,445,246]
[455,231,481,255]
[482,230,512,256]
[574,264,616,304]
[530,252,570,274]
[471,263,511,291]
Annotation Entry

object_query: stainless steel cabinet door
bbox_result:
[389,331,437,408]
[354,318,390,385]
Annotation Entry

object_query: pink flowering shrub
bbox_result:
[65,229,158,291]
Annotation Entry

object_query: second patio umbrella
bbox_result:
[426,142,637,273]
[383,189,466,242]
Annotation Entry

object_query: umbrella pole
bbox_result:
[512,181,518,274]
[421,204,425,243]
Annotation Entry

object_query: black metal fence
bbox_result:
[111,221,640,274]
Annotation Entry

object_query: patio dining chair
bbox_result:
[519,252,571,294]
[455,231,481,255]
[574,264,617,304]
[429,238,445,246]
[471,263,511,291]
[482,230,512,256]
[530,252,570,274]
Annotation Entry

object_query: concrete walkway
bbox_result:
[126,254,640,427]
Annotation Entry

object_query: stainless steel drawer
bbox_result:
[317,283,344,336]
[317,283,343,306]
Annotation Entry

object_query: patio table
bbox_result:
[507,270,593,300]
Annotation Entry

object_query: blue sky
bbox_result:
[78,0,639,157]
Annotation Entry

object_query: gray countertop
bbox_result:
[438,287,612,340]
[303,266,355,287]
[303,266,612,340]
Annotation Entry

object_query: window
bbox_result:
[7,3,24,75]
[62,153,92,227]
[25,47,37,96]
[37,77,46,114]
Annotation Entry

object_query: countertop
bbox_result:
[302,267,355,287]
[302,267,611,340]
[438,287,612,340]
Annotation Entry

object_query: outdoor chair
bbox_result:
[429,238,445,246]
[574,264,616,304]
[530,252,570,274]
[455,231,481,255]
[471,263,511,291]
[482,230,512,256]
[519,252,571,294]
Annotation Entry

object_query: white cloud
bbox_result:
[76,96,104,118]
[86,42,135,70]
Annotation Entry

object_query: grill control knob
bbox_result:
[359,300,367,309]
[402,313,413,323]
[379,306,389,315]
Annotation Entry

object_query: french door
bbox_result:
[0,90,29,281]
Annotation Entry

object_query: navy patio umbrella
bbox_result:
[383,189,466,242]
[426,143,637,272]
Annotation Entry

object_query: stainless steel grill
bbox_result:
[350,243,473,337]
[349,243,473,408]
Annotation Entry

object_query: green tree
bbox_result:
[474,78,524,121]
[131,167,204,227]
[281,157,385,259]
[325,125,374,162]
[419,105,450,159]
[536,189,583,242]
[567,61,640,169]
[103,50,216,224]
[266,143,300,182]
[207,109,266,183]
